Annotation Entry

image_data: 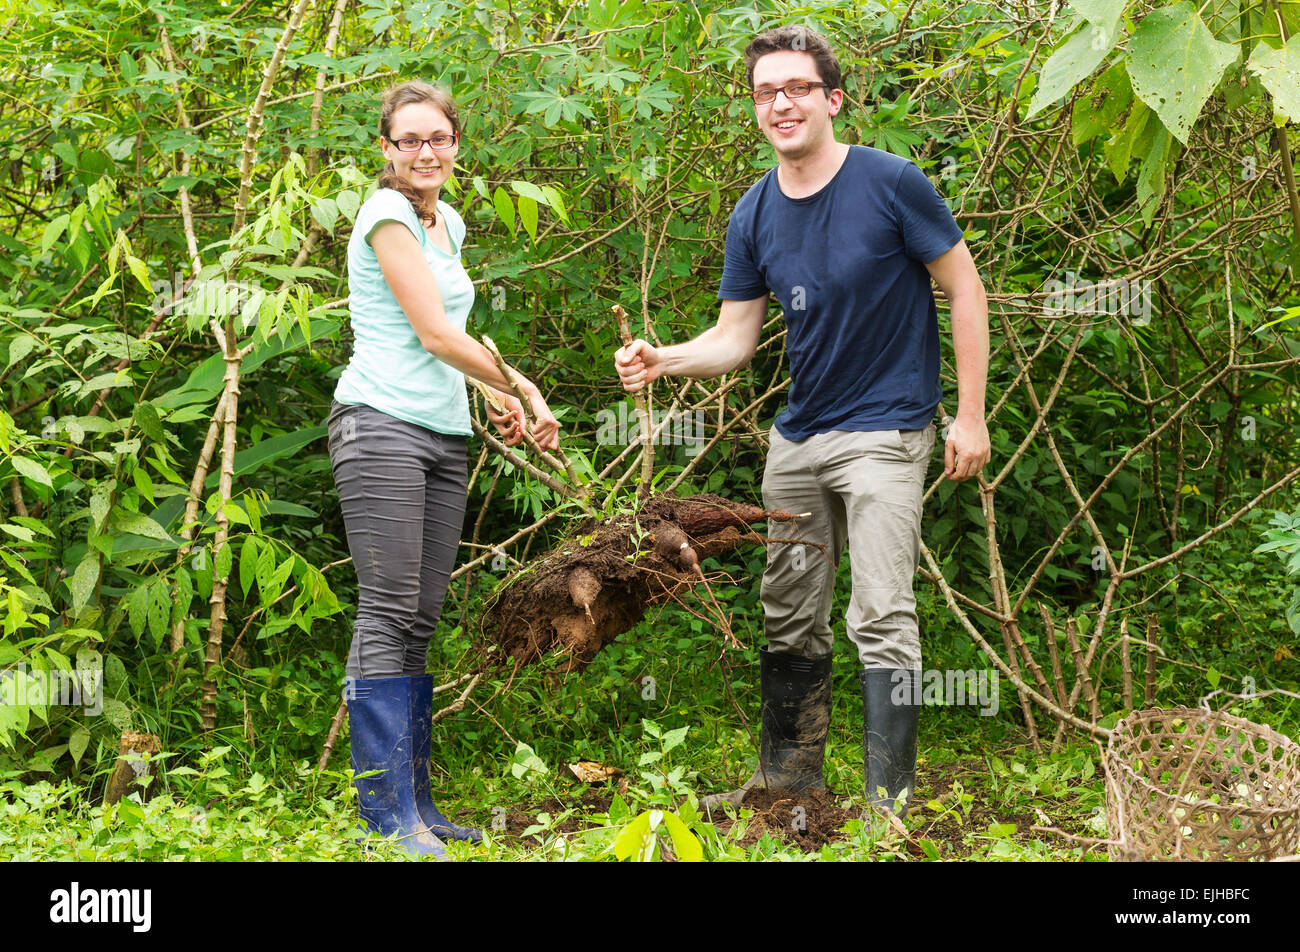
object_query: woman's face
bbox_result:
[380,102,458,200]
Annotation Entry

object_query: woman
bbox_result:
[329,80,559,859]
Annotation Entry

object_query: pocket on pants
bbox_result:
[327,402,362,464]
[896,426,934,466]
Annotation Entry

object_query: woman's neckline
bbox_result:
[422,200,457,256]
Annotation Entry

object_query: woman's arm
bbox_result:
[370,220,558,449]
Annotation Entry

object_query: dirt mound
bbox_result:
[479,493,797,671]
[711,787,860,850]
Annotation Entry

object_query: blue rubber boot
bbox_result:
[411,674,483,844]
[350,676,448,859]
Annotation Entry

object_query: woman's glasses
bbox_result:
[385,133,459,152]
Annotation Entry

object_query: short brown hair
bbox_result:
[744,25,842,94]
[376,80,461,225]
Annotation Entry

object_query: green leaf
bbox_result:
[147,580,170,642]
[509,742,548,780]
[336,190,361,222]
[517,194,538,242]
[493,186,516,235]
[256,541,276,593]
[1073,0,1127,28]
[1103,98,1151,181]
[660,812,703,862]
[147,428,330,542]
[125,254,152,293]
[1136,122,1176,224]
[1125,2,1237,144]
[5,334,37,372]
[241,536,260,598]
[612,811,653,861]
[40,214,70,256]
[214,541,233,581]
[67,554,100,613]
[133,403,165,443]
[172,568,193,629]
[1247,35,1300,122]
[310,196,339,234]
[0,523,34,543]
[661,725,688,753]
[131,465,154,505]
[510,180,548,203]
[89,479,116,531]
[69,725,91,767]
[1072,61,1132,145]
[114,512,173,544]
[245,493,262,535]
[127,583,148,639]
[540,184,568,224]
[263,556,294,603]
[1026,9,1122,119]
[11,456,52,488]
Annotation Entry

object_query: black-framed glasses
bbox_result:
[749,82,830,105]
[385,133,459,152]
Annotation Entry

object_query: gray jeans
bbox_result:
[327,402,469,679]
[760,426,934,669]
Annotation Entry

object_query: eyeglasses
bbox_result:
[385,133,459,152]
[749,82,830,105]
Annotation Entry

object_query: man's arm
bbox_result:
[615,295,768,392]
[924,240,991,481]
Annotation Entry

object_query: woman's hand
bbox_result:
[486,391,525,447]
[522,385,560,452]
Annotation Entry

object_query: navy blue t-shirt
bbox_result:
[718,144,964,442]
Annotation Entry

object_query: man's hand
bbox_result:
[614,339,662,393]
[486,392,525,447]
[943,414,991,481]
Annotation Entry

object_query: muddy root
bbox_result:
[478,493,795,671]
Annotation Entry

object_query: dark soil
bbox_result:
[478,493,797,671]
[502,791,614,837]
[905,759,1096,859]
[711,787,860,850]
[487,755,1100,858]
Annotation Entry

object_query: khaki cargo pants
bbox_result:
[760,426,935,670]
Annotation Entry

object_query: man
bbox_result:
[614,25,990,816]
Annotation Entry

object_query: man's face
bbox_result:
[750,50,842,160]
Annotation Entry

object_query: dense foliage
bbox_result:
[0,0,1297,859]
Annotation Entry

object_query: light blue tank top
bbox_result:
[335,188,474,435]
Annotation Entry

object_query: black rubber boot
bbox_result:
[860,668,920,817]
[704,646,832,813]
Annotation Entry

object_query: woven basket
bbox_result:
[1105,707,1300,861]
